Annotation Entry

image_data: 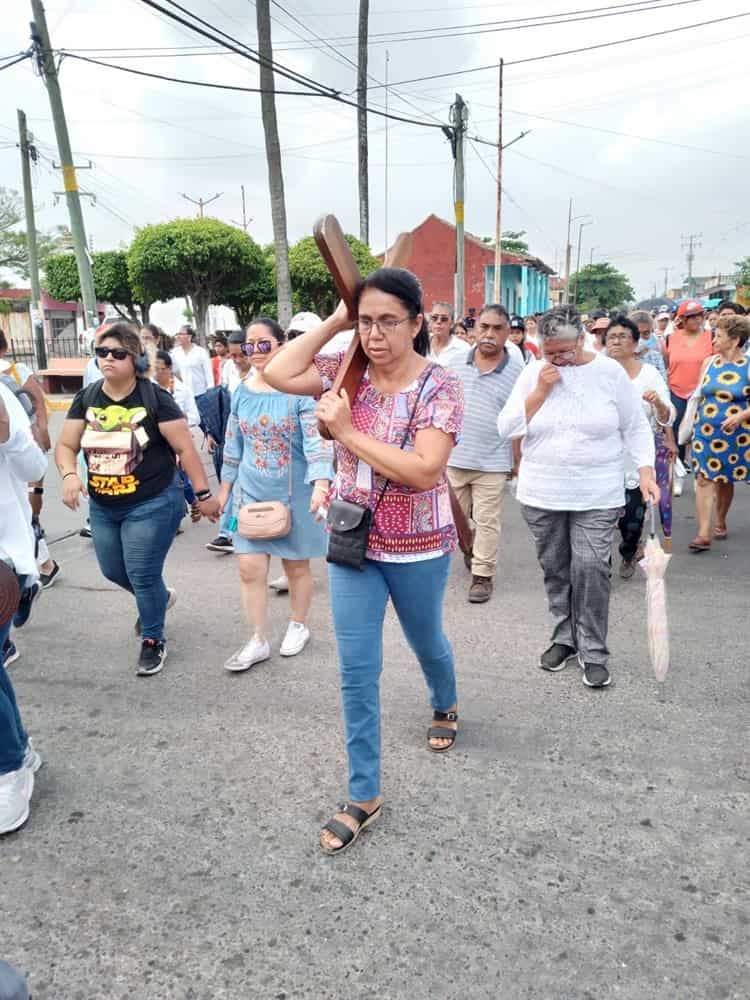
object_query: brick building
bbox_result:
[385,214,554,317]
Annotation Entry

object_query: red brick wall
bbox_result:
[406,215,493,315]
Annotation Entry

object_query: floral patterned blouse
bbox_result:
[314,353,464,562]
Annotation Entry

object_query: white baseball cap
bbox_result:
[287,311,321,334]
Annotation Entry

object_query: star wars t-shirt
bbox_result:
[67,379,183,504]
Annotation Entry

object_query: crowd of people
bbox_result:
[1,277,748,855]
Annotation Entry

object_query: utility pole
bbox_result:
[662,266,672,296]
[30,0,97,332]
[17,108,46,369]
[357,0,369,244]
[384,50,390,254]
[492,59,504,304]
[446,94,468,319]
[181,192,222,218]
[564,198,573,304]
[231,185,252,233]
[589,246,598,267]
[681,233,702,297]
[572,219,592,306]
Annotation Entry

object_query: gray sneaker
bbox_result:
[539,643,577,672]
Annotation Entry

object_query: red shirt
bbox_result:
[211,355,222,386]
[666,328,714,399]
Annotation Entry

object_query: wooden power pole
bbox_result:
[492,59,503,304]
[357,0,369,245]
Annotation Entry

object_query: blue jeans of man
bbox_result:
[0,614,28,776]
[328,554,457,802]
[89,479,184,641]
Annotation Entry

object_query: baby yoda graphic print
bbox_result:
[81,402,151,497]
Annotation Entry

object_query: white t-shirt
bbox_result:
[170,344,213,397]
[0,382,47,577]
[428,336,470,369]
[623,363,674,488]
[171,377,200,427]
[497,353,655,511]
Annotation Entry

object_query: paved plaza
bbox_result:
[2,416,748,1000]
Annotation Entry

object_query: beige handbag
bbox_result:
[236,399,294,541]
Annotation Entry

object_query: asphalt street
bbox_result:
[2,413,748,1000]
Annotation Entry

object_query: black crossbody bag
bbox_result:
[326,366,434,570]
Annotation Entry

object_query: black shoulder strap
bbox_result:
[138,377,159,420]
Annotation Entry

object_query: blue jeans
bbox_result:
[0,615,28,776]
[89,481,184,641]
[328,554,457,801]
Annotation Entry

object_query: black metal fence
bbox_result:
[9,337,88,365]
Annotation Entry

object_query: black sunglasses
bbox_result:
[95,346,131,361]
[241,340,274,356]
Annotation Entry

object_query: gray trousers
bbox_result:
[521,504,620,666]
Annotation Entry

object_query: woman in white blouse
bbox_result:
[497,306,659,689]
[604,314,676,576]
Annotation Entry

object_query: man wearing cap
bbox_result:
[447,305,524,603]
[666,300,714,486]
[587,314,610,352]
[655,308,672,343]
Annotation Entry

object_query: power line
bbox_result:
[375,10,750,89]
[59,52,448,130]
[0,52,32,72]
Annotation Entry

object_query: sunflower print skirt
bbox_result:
[691,355,750,483]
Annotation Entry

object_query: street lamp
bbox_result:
[564,203,592,303]
[573,218,593,305]
[589,246,599,267]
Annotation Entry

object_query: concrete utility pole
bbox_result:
[446,94,468,319]
[662,266,672,295]
[231,185,252,233]
[30,0,97,331]
[681,233,702,297]
[181,192,222,218]
[384,50,390,254]
[492,59,504,304]
[564,198,573,304]
[589,246,598,267]
[17,108,47,369]
[572,219,592,306]
[357,0,369,244]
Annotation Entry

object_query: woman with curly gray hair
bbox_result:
[497,306,659,689]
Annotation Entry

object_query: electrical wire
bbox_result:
[0,53,31,72]
[59,52,449,130]
[375,10,750,88]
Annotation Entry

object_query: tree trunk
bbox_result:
[357,0,369,245]
[191,293,210,347]
[256,0,292,329]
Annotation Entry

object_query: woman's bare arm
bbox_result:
[264,301,350,396]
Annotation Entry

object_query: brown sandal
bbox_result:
[688,536,711,552]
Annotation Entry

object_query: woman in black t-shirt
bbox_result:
[55,324,220,676]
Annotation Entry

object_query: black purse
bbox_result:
[326,366,434,570]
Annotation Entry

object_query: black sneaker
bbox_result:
[13,582,40,629]
[619,558,636,580]
[539,643,577,672]
[79,523,92,538]
[40,562,61,589]
[2,638,19,667]
[137,639,166,676]
[582,662,611,688]
[206,536,234,553]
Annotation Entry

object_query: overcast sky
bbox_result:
[2,0,749,302]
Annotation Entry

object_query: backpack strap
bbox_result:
[81,378,104,412]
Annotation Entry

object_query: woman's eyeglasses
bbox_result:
[240,340,274,356]
[95,346,131,361]
[356,316,411,335]
[605,333,630,343]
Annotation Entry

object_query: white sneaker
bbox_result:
[279,621,310,657]
[23,738,42,773]
[673,478,683,497]
[224,635,271,672]
[0,767,34,835]
[269,575,289,593]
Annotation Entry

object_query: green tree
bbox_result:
[288,234,380,315]
[735,256,750,288]
[0,186,66,281]
[128,218,264,343]
[45,250,150,322]
[500,230,529,255]
[569,262,635,311]
[223,244,276,327]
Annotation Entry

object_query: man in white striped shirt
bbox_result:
[448,304,524,604]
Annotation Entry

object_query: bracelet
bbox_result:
[195,489,212,501]
[29,487,44,495]
[62,472,78,480]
